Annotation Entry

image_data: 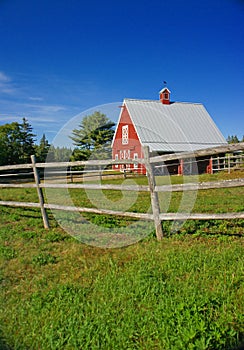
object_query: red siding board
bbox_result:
[112,105,146,174]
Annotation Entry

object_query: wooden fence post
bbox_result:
[69,166,73,183]
[99,166,102,182]
[143,146,163,240]
[210,157,213,174]
[228,154,231,174]
[31,155,50,229]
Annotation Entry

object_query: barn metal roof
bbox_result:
[124,99,227,152]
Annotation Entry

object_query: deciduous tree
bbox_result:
[0,122,21,165]
[0,118,36,165]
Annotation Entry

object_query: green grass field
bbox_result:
[0,171,244,349]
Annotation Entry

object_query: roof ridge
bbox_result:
[124,98,202,105]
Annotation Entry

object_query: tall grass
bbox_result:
[0,171,244,349]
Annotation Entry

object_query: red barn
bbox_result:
[111,87,227,175]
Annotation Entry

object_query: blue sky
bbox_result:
[0,0,243,146]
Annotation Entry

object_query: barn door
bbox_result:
[183,158,193,175]
[119,150,131,170]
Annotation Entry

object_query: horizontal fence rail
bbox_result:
[1,178,243,192]
[0,200,154,220]
[0,143,243,239]
[149,142,244,164]
[159,212,244,220]
[211,153,244,173]
[155,178,244,192]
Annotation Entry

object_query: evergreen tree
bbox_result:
[35,134,50,162]
[19,118,36,163]
[70,111,115,160]
[227,135,239,144]
[44,145,73,162]
[53,146,73,162]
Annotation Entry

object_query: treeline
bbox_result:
[0,118,72,166]
[0,112,115,166]
[0,116,242,167]
[227,135,244,143]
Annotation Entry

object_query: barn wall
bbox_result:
[151,154,212,176]
[112,105,146,174]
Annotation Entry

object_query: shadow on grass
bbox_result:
[233,341,244,350]
[0,331,13,350]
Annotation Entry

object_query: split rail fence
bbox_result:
[0,143,244,240]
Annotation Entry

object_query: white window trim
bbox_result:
[122,125,129,145]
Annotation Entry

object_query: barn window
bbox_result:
[122,125,129,144]
[164,93,169,100]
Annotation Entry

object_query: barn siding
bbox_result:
[112,105,146,174]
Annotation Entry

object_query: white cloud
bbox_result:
[28,96,44,101]
[0,87,16,94]
[24,103,66,113]
[0,72,102,143]
[0,71,16,94]
[0,115,20,121]
[0,71,10,82]
[30,116,57,123]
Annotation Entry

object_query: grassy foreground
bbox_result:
[0,172,244,349]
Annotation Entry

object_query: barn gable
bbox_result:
[112,104,143,172]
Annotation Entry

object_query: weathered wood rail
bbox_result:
[0,142,243,240]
